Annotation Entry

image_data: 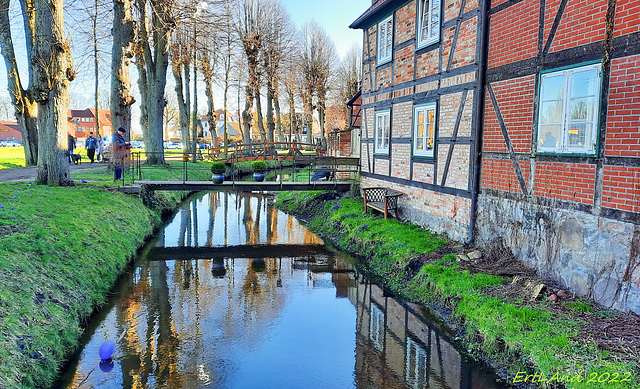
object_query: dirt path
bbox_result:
[0,162,107,182]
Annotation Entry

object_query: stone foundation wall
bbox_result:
[476,193,640,313]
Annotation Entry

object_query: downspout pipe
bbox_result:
[466,0,490,245]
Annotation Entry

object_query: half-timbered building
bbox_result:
[350,0,486,241]
[477,0,640,312]
[351,0,640,312]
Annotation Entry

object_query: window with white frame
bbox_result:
[417,0,441,47]
[537,63,601,155]
[375,110,390,155]
[377,15,393,65]
[413,102,436,157]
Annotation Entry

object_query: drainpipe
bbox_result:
[466,0,490,245]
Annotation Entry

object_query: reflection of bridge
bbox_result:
[148,244,328,260]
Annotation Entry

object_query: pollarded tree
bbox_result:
[262,0,294,143]
[134,0,176,165]
[0,0,38,165]
[235,0,267,143]
[301,20,337,142]
[111,0,136,136]
[33,0,76,185]
[170,28,192,150]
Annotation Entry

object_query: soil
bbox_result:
[409,240,640,360]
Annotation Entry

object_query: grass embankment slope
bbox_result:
[276,192,639,389]
[0,157,212,388]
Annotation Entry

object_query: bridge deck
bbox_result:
[128,180,353,192]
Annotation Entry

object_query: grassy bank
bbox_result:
[0,167,187,388]
[276,192,639,389]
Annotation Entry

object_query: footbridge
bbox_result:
[118,151,360,193]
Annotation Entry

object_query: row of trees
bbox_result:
[0,0,362,185]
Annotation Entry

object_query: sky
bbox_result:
[0,0,372,128]
[280,0,369,58]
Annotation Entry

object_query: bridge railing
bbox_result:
[207,140,318,163]
[125,150,359,187]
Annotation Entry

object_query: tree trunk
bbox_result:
[242,85,253,143]
[171,56,191,151]
[93,0,100,137]
[254,82,267,143]
[0,0,38,165]
[266,78,275,143]
[110,0,135,138]
[135,57,148,142]
[136,0,171,165]
[33,0,73,186]
[191,58,198,162]
[274,86,283,142]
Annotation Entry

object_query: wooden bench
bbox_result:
[362,187,403,219]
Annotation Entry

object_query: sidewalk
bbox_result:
[0,162,107,182]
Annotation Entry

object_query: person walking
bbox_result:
[85,131,98,163]
[96,136,104,162]
[67,133,76,164]
[113,127,129,180]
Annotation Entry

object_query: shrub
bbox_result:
[211,161,226,174]
[251,160,267,172]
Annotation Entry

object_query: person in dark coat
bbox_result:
[113,127,129,180]
[85,131,98,163]
[68,133,76,163]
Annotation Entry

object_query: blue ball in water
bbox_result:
[99,359,114,372]
[98,341,115,361]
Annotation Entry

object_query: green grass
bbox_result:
[0,147,27,169]
[0,178,184,388]
[275,192,640,389]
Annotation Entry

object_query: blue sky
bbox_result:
[280,0,369,58]
[0,0,371,118]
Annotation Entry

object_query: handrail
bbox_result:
[124,151,359,188]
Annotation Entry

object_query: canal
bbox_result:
[57,192,508,388]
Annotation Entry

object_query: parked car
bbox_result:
[0,141,6,147]
[4,140,21,147]
[130,140,145,149]
[164,141,181,149]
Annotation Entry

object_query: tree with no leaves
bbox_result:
[0,0,75,184]
[134,0,176,165]
[262,0,294,143]
[301,20,337,144]
[111,0,136,137]
[235,0,267,143]
[0,0,39,166]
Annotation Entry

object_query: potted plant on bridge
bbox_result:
[252,160,267,182]
[211,161,226,184]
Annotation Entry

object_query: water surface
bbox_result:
[57,193,508,389]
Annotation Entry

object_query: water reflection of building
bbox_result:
[350,273,504,389]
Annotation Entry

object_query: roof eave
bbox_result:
[349,0,398,30]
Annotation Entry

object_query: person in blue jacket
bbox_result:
[85,131,98,163]
[113,127,129,180]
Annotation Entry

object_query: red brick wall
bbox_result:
[606,55,640,158]
[484,76,535,154]
[549,0,607,53]
[614,0,640,37]
[481,158,530,193]
[602,166,640,213]
[488,0,539,68]
[533,162,596,204]
[394,46,414,84]
[395,1,416,45]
